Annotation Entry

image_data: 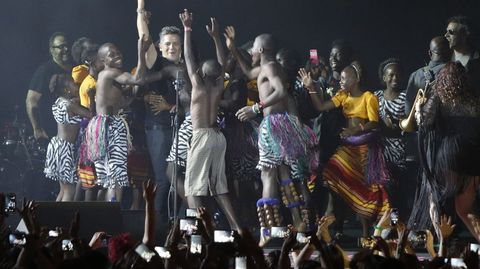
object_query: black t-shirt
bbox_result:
[144,57,177,127]
[28,60,70,136]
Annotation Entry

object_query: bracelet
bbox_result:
[184,27,192,32]
[252,103,261,114]
[374,225,384,230]
[308,91,317,94]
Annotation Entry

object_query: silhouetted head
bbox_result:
[429,36,451,62]
[251,34,277,66]
[199,59,222,82]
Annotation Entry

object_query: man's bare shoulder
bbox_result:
[262,61,284,77]
[99,68,123,79]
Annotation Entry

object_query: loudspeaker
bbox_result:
[17,202,123,240]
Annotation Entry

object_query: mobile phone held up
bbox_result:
[309,49,319,66]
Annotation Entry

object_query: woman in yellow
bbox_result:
[299,61,389,237]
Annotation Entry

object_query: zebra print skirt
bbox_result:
[166,115,192,167]
[44,136,78,184]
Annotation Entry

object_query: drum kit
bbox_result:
[0,107,58,201]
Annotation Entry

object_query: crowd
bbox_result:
[14,1,480,267]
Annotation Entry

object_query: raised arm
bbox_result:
[142,179,157,247]
[298,68,335,112]
[224,26,260,80]
[137,0,157,68]
[179,9,197,81]
[114,37,149,86]
[206,17,226,67]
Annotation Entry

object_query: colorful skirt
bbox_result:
[323,132,390,219]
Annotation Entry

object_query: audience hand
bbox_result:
[235,105,257,121]
[438,214,455,240]
[297,68,314,89]
[224,26,236,51]
[142,179,157,204]
[206,17,220,38]
[179,9,193,28]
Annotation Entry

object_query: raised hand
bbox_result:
[143,179,157,204]
[179,9,193,28]
[223,26,236,51]
[206,17,220,38]
[439,214,456,240]
[297,68,314,89]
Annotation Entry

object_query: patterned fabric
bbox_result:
[375,91,406,170]
[257,113,318,179]
[166,115,193,167]
[44,136,77,183]
[323,142,390,219]
[52,98,82,125]
[86,115,130,188]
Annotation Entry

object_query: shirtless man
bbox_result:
[179,9,240,230]
[225,27,316,242]
[85,37,150,202]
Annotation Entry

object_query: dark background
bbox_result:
[0,0,479,127]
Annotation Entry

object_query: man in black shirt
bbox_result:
[26,32,72,140]
[143,26,182,215]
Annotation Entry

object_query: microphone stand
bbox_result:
[169,71,184,221]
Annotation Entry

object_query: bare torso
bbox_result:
[190,79,224,129]
[95,67,126,115]
[258,62,288,116]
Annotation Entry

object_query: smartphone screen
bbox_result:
[296,232,310,244]
[309,49,319,66]
[390,208,399,226]
[135,243,156,262]
[180,218,197,235]
[48,230,59,237]
[214,230,234,243]
[190,234,202,254]
[5,193,16,213]
[235,256,247,269]
[186,208,197,218]
[62,239,74,251]
[155,246,171,259]
[9,232,26,246]
[271,227,289,238]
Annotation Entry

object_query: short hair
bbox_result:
[49,32,67,48]
[447,15,476,45]
[331,39,353,61]
[159,26,181,43]
[257,33,277,54]
[377,57,403,82]
[71,37,93,64]
[80,45,99,65]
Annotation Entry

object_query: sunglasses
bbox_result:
[446,29,456,35]
[51,44,68,50]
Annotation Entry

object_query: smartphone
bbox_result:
[235,256,247,269]
[186,208,197,218]
[449,258,467,268]
[271,227,289,238]
[214,230,234,243]
[309,49,319,66]
[190,234,203,254]
[470,243,480,254]
[135,243,156,263]
[62,239,74,252]
[390,208,399,226]
[9,232,26,246]
[296,232,310,244]
[48,230,59,237]
[408,230,427,249]
[4,193,16,213]
[180,218,198,235]
[155,246,171,259]
[101,234,112,247]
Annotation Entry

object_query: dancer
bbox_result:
[179,9,240,230]
[44,74,92,201]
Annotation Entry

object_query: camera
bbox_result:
[271,227,289,238]
[390,208,399,226]
[62,239,74,251]
[4,193,16,213]
[180,218,198,235]
[101,234,112,247]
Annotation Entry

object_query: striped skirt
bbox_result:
[323,142,390,219]
[44,136,78,184]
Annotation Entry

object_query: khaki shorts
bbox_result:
[185,128,228,196]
